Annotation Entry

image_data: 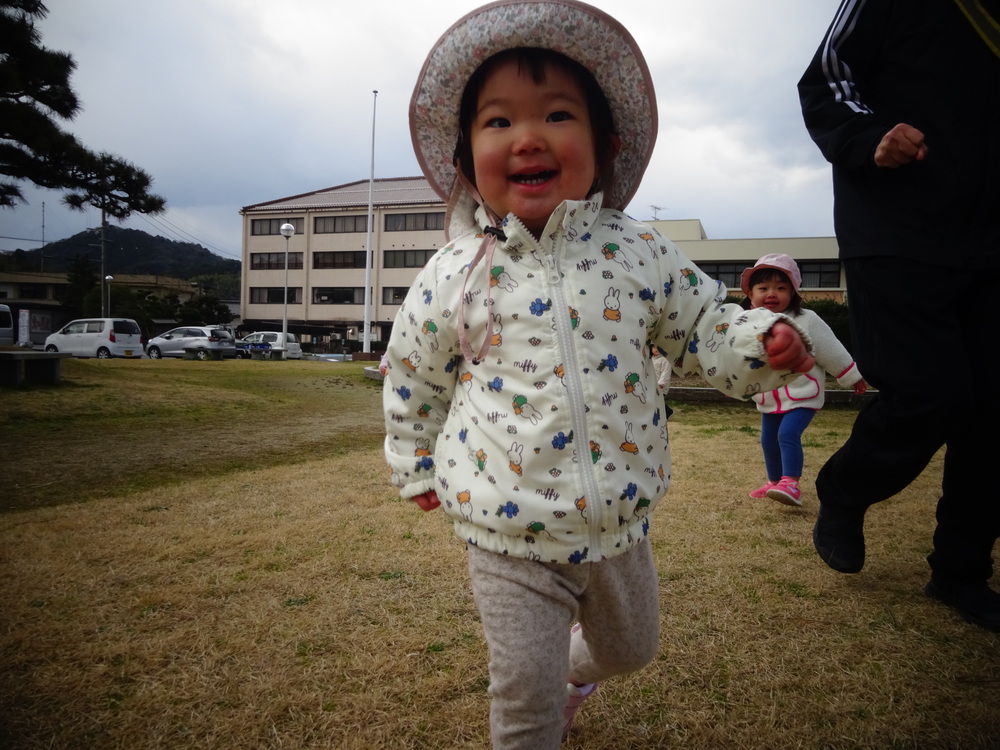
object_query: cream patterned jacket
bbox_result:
[383,195,806,564]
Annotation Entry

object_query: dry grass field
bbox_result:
[1,359,997,749]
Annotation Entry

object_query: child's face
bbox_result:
[470,57,597,236]
[749,274,794,313]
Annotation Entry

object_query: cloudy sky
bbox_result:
[2,0,843,260]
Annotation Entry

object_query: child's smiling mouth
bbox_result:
[511,170,556,185]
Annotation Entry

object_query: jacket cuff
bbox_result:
[399,477,437,500]
[770,312,814,356]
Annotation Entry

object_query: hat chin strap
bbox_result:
[453,170,505,365]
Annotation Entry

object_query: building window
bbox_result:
[313,287,365,304]
[383,249,436,268]
[251,252,303,270]
[314,215,368,234]
[314,251,368,269]
[384,212,445,232]
[696,263,745,290]
[800,261,842,288]
[382,287,410,305]
[18,283,47,300]
[250,287,302,304]
[251,217,304,235]
[710,260,842,292]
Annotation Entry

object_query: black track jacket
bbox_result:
[798,0,1000,269]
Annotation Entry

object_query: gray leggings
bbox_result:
[467,540,660,750]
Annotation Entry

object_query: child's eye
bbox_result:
[485,117,510,128]
[547,111,572,123]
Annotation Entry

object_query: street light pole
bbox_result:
[100,210,108,316]
[363,89,378,354]
[279,223,294,356]
[105,275,114,316]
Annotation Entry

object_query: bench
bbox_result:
[183,347,225,361]
[0,350,74,387]
[249,348,285,361]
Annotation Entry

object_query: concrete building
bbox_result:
[240,177,445,350]
[239,176,845,351]
[0,270,203,345]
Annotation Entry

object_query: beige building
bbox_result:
[240,177,446,349]
[650,219,846,303]
[239,177,845,350]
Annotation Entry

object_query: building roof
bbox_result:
[240,177,442,214]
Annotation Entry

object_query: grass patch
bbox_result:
[0,358,384,512]
[1,361,997,749]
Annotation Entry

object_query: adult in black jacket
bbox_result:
[798,0,1000,631]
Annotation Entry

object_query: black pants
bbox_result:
[816,256,999,582]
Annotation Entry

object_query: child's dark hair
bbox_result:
[747,267,804,314]
[455,48,618,204]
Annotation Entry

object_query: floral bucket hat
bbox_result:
[409,0,658,235]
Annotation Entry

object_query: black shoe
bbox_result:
[813,502,866,573]
[925,579,1000,632]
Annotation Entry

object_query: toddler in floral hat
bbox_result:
[383,2,816,746]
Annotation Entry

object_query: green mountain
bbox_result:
[5,226,240,278]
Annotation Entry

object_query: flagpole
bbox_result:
[363,90,378,354]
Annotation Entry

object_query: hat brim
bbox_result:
[409,0,657,213]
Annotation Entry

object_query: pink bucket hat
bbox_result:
[409,0,657,221]
[739,253,802,296]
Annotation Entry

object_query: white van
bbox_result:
[44,318,143,359]
[0,304,13,348]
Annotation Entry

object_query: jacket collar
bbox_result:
[456,193,606,364]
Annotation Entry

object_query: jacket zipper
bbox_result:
[541,246,606,561]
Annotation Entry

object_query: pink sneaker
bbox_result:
[749,480,778,499]
[767,477,802,506]
[563,681,598,738]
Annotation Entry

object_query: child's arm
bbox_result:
[382,260,458,506]
[803,310,866,392]
[649,237,814,398]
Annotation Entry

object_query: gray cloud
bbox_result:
[2,0,842,258]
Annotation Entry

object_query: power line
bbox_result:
[135,212,242,260]
[0,234,46,244]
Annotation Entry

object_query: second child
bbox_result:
[741,254,867,506]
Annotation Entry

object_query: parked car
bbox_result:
[145,326,237,359]
[44,318,143,359]
[0,303,13,348]
[234,331,303,359]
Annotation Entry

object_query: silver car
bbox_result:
[145,326,237,359]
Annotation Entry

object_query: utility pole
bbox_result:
[100,209,108,316]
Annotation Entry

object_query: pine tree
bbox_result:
[0,0,166,219]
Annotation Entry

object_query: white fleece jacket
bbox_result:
[750,308,862,413]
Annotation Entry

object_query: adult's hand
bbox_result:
[874,123,928,168]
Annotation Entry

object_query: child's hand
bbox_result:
[412,491,440,511]
[764,322,816,373]
[853,379,868,395]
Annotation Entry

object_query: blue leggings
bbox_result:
[760,409,816,480]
